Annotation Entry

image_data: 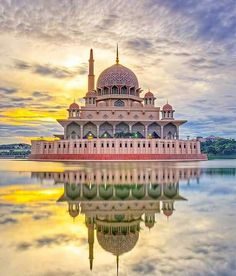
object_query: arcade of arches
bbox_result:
[65,121,179,139]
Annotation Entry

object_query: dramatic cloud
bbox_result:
[16,233,85,251]
[15,60,87,79]
[0,0,235,143]
[0,217,18,224]
[0,87,18,94]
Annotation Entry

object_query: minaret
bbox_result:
[88,49,95,92]
[88,223,94,270]
[116,255,119,276]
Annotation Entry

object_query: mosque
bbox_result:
[30,47,207,161]
[33,163,201,274]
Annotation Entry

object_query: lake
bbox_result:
[0,160,235,276]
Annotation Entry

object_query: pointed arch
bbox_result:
[115,122,129,134]
[66,122,80,139]
[121,86,127,94]
[130,87,135,95]
[112,85,118,94]
[132,122,145,137]
[163,183,178,198]
[114,99,125,107]
[103,86,109,95]
[163,123,177,139]
[99,122,113,137]
[148,123,161,138]
[83,122,97,138]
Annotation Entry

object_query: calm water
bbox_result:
[0,160,235,276]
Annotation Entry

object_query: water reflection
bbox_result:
[32,164,201,274]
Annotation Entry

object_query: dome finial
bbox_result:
[116,43,119,64]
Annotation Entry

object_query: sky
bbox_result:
[0,0,236,144]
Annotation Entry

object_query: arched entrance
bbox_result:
[147,123,161,138]
[132,122,145,138]
[83,122,97,138]
[99,122,113,138]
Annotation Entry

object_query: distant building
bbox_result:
[30,47,207,161]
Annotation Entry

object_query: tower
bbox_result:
[88,49,95,92]
[87,219,94,271]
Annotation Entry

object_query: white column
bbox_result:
[129,124,132,133]
[161,125,164,139]
[97,125,99,138]
[80,125,83,139]
[145,125,148,138]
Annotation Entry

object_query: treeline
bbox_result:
[201,138,236,156]
[0,143,31,158]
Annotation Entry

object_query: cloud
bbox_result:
[0,217,18,224]
[32,212,52,220]
[16,233,86,251]
[0,0,235,142]
[15,59,87,79]
[132,261,156,275]
[126,38,154,52]
[17,242,32,251]
[32,91,53,101]
[0,87,18,94]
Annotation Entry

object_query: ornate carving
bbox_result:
[97,64,139,89]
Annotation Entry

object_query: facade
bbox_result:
[30,47,207,161]
[33,163,201,273]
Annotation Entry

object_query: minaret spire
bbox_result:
[116,44,119,64]
[87,222,94,271]
[88,48,95,92]
[116,255,119,276]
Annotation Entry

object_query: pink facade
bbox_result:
[30,47,207,161]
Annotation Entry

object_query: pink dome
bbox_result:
[86,91,96,97]
[163,210,173,217]
[97,64,139,89]
[69,102,79,109]
[144,91,154,98]
[163,103,173,111]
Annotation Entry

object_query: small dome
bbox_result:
[163,210,173,217]
[86,91,96,97]
[145,221,155,229]
[163,103,173,111]
[68,203,80,218]
[97,64,139,89]
[69,102,80,109]
[144,91,154,98]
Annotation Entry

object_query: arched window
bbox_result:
[130,87,135,95]
[112,86,118,94]
[121,86,127,94]
[97,88,101,96]
[103,87,109,95]
[114,99,125,107]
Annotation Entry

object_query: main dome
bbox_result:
[97,232,139,256]
[97,64,139,89]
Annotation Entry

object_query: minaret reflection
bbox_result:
[32,163,201,274]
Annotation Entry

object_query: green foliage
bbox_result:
[201,138,236,156]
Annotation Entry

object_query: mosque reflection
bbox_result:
[33,163,201,274]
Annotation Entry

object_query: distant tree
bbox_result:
[201,138,236,156]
